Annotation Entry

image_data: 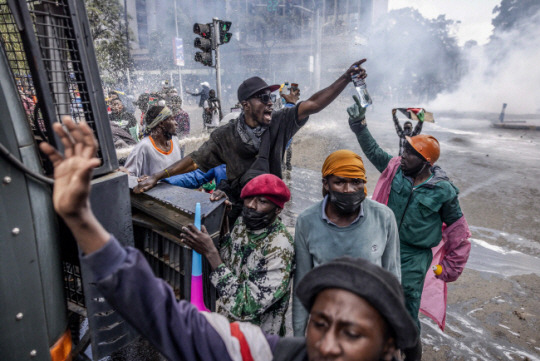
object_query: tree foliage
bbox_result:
[487,0,540,64]
[365,8,463,102]
[491,0,540,33]
[85,0,132,85]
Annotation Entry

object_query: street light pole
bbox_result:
[124,0,131,89]
[213,17,222,104]
[174,0,184,100]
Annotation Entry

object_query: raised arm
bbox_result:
[347,96,393,173]
[39,118,109,254]
[412,119,423,136]
[392,108,404,137]
[296,59,367,120]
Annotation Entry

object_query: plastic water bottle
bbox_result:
[351,68,372,108]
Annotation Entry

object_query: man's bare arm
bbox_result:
[297,59,367,120]
[133,155,198,193]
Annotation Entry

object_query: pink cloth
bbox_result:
[190,275,209,312]
[372,157,471,331]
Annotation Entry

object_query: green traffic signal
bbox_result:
[219,20,232,45]
[220,32,232,44]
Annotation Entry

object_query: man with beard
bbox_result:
[134,60,368,225]
[293,150,400,336]
[347,96,471,360]
[124,105,182,177]
[180,174,294,336]
[39,119,419,360]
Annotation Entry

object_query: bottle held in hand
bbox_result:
[432,264,443,276]
[351,67,372,108]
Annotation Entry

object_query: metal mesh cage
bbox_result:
[0,0,117,175]
[28,0,95,126]
[63,261,85,308]
[0,0,119,309]
[0,1,46,139]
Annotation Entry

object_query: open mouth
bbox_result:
[263,109,272,122]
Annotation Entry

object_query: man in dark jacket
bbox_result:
[39,117,418,361]
[134,59,369,224]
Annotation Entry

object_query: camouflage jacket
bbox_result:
[210,217,294,336]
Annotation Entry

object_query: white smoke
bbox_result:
[428,9,540,114]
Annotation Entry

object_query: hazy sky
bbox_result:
[388,0,501,45]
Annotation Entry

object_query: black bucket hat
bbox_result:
[237,76,280,102]
[296,256,418,349]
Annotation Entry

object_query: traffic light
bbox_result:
[218,21,232,44]
[193,23,213,67]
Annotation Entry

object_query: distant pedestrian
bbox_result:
[187,82,210,107]
[392,108,423,156]
[203,89,222,131]
[168,95,190,157]
[109,99,136,135]
[280,83,300,170]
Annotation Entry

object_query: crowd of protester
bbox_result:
[42,60,472,361]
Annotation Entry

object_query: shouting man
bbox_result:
[134,60,368,224]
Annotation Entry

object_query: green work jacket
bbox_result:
[353,125,463,326]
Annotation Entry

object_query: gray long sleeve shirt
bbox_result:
[292,198,400,336]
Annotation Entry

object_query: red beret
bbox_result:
[240,174,291,209]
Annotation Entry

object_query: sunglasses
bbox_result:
[251,92,273,104]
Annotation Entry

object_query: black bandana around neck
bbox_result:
[236,112,268,150]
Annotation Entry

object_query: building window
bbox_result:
[136,0,148,48]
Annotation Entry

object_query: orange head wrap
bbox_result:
[322,150,367,195]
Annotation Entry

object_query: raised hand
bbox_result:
[39,117,109,254]
[347,95,367,121]
[345,59,367,80]
[39,117,100,219]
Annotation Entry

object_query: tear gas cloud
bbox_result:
[429,8,540,114]
[127,1,539,114]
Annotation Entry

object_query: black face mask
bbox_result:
[328,189,365,214]
[241,207,277,230]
